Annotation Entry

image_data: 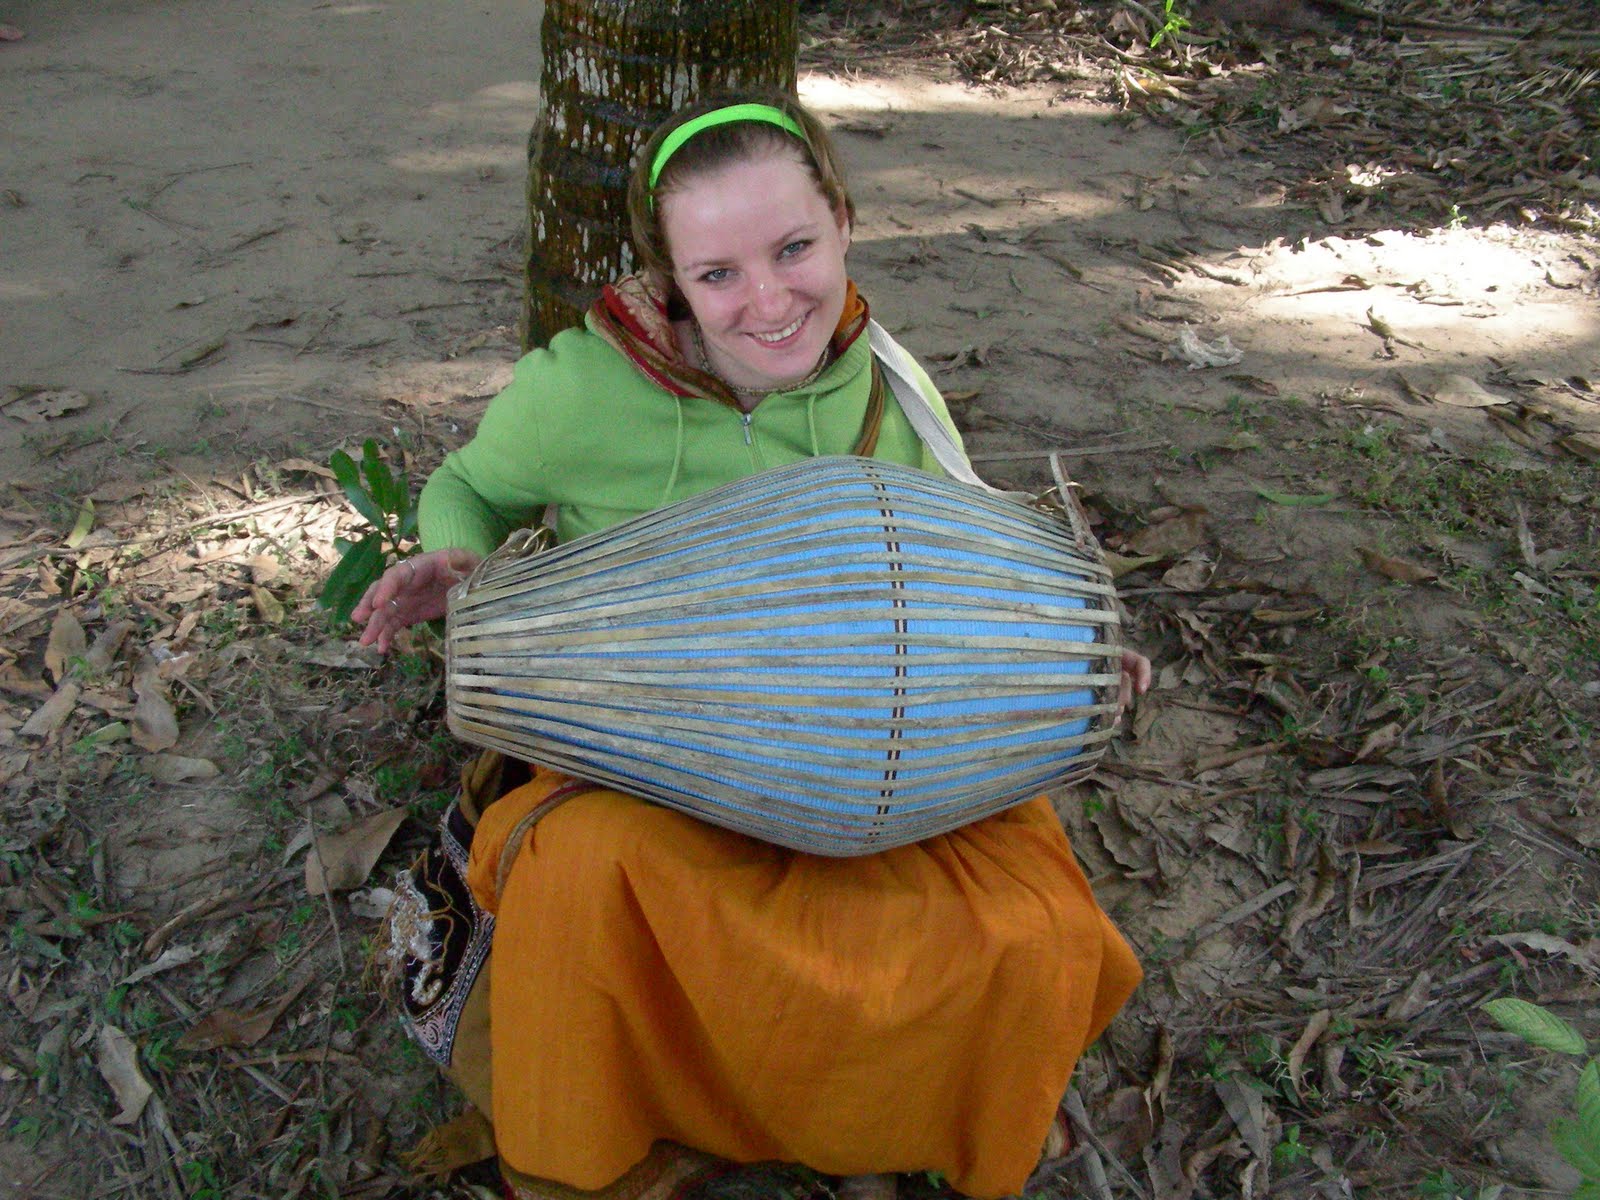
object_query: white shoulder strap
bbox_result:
[867,319,998,494]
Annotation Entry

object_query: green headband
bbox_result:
[648,103,806,193]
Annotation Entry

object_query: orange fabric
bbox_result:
[467,768,1140,1200]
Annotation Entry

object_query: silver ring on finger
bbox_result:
[405,560,416,579]
[389,599,400,612]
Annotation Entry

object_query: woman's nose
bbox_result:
[747,275,785,317]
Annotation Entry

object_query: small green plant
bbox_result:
[1149,0,1189,48]
[319,438,418,624]
[1273,1124,1310,1166]
[330,995,364,1034]
[181,1157,224,1200]
[143,1034,180,1073]
[1418,1169,1474,1199]
[1482,998,1600,1196]
[10,1114,44,1148]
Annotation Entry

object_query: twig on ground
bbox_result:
[1367,856,1472,960]
[969,439,1167,463]
[1064,1087,1148,1200]
[1191,881,1298,942]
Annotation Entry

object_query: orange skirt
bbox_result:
[465,768,1139,1200]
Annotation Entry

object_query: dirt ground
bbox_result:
[3,1,1598,1199]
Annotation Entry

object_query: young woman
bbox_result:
[357,92,1147,1200]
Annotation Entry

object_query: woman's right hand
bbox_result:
[352,547,482,653]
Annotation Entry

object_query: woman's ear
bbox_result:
[835,202,852,251]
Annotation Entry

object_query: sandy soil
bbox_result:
[3,2,1599,1198]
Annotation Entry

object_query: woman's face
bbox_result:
[661,151,851,393]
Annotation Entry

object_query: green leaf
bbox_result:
[1481,998,1587,1056]
[1255,487,1335,507]
[330,446,386,529]
[1575,1180,1600,1200]
[329,448,360,492]
[395,504,419,541]
[362,440,401,515]
[318,533,385,624]
[1554,1114,1600,1180]
[1577,1060,1600,1142]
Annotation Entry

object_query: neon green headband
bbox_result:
[648,103,806,193]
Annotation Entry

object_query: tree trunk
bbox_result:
[523,1,799,349]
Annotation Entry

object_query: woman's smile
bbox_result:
[751,314,807,344]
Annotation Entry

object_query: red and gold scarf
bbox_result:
[588,274,870,405]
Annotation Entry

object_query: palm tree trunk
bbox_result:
[523,0,799,348]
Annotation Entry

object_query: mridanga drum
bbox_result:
[445,456,1122,855]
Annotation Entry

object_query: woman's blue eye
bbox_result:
[780,240,811,258]
[700,267,730,284]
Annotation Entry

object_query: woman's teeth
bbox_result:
[752,315,805,344]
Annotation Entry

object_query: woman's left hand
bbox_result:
[1118,649,1152,712]
[352,547,481,654]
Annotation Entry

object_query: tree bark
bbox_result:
[523,1,799,349]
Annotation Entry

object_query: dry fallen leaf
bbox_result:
[1161,555,1215,593]
[1216,1077,1273,1164]
[286,642,382,671]
[3,389,91,422]
[1559,432,1600,463]
[1489,932,1600,977]
[143,754,220,784]
[45,610,87,684]
[251,585,286,625]
[1352,838,1406,856]
[83,619,135,674]
[65,498,96,550]
[247,555,282,585]
[1284,847,1339,944]
[1397,369,1509,409]
[1127,510,1206,558]
[131,657,179,752]
[119,945,201,988]
[1104,551,1164,579]
[275,456,338,480]
[96,1024,154,1126]
[305,806,408,896]
[1357,547,1437,585]
[178,976,311,1051]
[1286,1009,1331,1101]
[20,683,81,739]
[1354,721,1400,762]
[1383,970,1435,1021]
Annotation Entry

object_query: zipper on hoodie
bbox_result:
[741,412,753,446]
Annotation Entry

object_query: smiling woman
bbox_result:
[355,91,1147,1200]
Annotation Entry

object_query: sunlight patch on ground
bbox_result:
[0,278,66,302]
[804,73,1167,232]
[423,80,542,133]
[390,143,528,175]
[1228,227,1600,376]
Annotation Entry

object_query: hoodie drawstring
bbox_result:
[659,397,685,507]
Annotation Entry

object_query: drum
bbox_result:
[445,456,1123,855]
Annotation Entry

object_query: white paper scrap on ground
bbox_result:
[1176,327,1244,369]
